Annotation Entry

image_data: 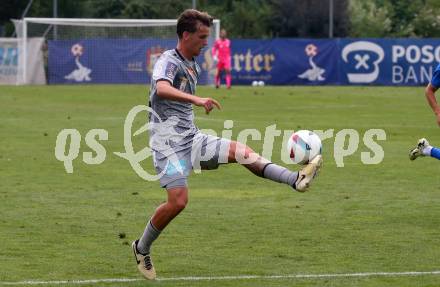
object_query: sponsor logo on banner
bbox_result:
[298,44,326,81]
[0,44,18,77]
[146,46,165,75]
[126,61,143,72]
[64,43,92,82]
[342,41,384,84]
[390,44,440,85]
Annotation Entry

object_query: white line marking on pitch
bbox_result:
[1,271,440,285]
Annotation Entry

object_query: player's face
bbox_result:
[187,24,210,57]
[220,29,227,39]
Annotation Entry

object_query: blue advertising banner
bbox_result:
[338,39,440,86]
[48,38,215,85]
[229,39,338,85]
[0,39,18,84]
[48,38,440,86]
[230,38,440,86]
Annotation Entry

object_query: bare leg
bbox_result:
[226,140,322,192]
[137,186,188,255]
[225,68,231,89]
[215,68,221,88]
[227,141,270,176]
[151,186,188,230]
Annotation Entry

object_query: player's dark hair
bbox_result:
[177,9,213,39]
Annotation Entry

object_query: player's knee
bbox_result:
[228,141,255,162]
[174,194,188,211]
[167,186,188,212]
[175,199,187,212]
[166,197,187,215]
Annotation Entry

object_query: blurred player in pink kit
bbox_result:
[212,29,231,89]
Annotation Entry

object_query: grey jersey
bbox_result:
[149,49,202,153]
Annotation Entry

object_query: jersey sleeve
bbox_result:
[152,56,179,85]
[431,64,440,88]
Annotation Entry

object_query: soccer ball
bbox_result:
[258,81,265,86]
[251,80,258,86]
[287,130,322,165]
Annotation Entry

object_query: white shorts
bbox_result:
[152,133,231,188]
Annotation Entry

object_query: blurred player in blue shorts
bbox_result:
[409,63,440,161]
[131,9,323,280]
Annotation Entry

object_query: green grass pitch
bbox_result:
[0,85,439,287]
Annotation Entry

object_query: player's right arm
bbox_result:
[425,83,440,126]
[156,80,221,114]
[426,64,440,126]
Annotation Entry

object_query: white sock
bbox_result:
[137,220,161,255]
[423,146,432,156]
[262,163,298,187]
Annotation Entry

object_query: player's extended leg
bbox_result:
[409,138,440,160]
[227,141,322,192]
[225,68,231,89]
[215,68,221,88]
[133,186,188,280]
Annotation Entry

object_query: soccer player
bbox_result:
[425,63,440,126]
[409,63,440,161]
[409,138,440,161]
[212,29,231,89]
[131,9,323,280]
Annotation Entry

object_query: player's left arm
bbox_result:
[156,80,221,114]
[425,83,440,126]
